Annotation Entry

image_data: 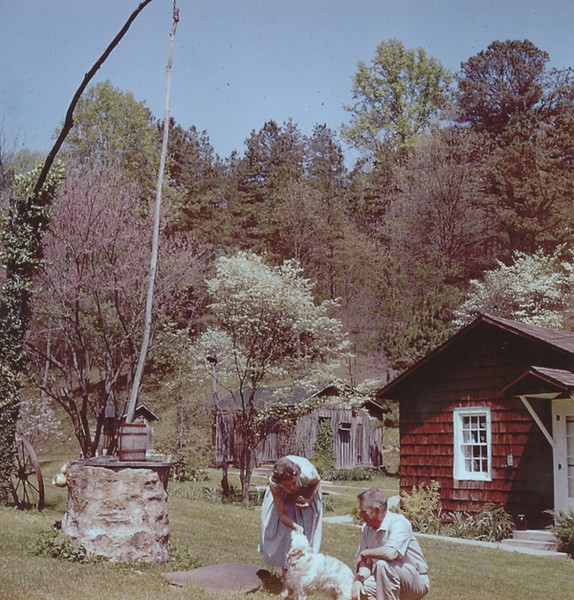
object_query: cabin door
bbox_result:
[552,399,574,513]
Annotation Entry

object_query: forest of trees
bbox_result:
[2,37,574,473]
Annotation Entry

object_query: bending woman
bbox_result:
[258,455,322,598]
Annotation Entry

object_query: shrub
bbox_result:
[312,419,335,475]
[203,487,222,502]
[399,480,442,534]
[546,508,574,557]
[443,504,514,542]
[248,487,266,506]
[323,467,375,481]
[172,485,202,501]
[170,449,210,482]
[475,503,515,542]
[31,521,92,563]
[443,511,478,539]
[322,493,335,513]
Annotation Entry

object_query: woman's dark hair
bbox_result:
[271,456,301,483]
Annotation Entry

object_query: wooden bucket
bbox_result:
[118,423,148,461]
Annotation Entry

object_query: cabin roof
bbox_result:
[215,382,379,415]
[216,383,336,410]
[377,313,574,400]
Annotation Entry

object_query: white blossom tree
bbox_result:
[455,248,574,328]
[190,251,350,502]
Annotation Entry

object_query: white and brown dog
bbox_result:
[286,529,355,600]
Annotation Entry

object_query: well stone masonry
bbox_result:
[62,459,170,563]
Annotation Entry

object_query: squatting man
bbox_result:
[352,488,430,600]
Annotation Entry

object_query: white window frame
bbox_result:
[453,407,492,481]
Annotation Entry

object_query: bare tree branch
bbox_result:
[33,0,154,196]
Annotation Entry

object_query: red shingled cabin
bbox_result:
[376,313,574,528]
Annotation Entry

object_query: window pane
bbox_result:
[455,409,490,480]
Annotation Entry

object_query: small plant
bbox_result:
[169,545,204,571]
[248,486,266,506]
[475,503,515,542]
[170,449,210,482]
[172,485,202,501]
[220,483,241,503]
[322,493,335,513]
[31,521,93,563]
[187,467,210,482]
[203,486,222,502]
[444,511,478,539]
[399,480,442,534]
[546,508,574,557]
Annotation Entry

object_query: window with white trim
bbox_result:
[453,407,492,481]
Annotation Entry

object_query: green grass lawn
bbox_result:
[1,461,573,599]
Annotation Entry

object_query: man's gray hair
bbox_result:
[358,488,388,510]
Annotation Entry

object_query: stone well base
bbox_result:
[62,459,170,564]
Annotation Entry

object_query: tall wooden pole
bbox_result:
[126,1,179,423]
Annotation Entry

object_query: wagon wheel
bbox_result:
[11,434,45,511]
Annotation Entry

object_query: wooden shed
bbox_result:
[214,383,384,470]
[377,313,574,528]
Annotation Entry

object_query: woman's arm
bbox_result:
[270,483,303,532]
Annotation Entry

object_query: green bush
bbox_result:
[546,508,574,557]
[443,504,514,542]
[443,511,478,539]
[248,485,267,506]
[399,480,442,534]
[203,486,223,502]
[170,449,210,482]
[475,503,515,542]
[172,484,202,501]
[322,493,335,512]
[323,467,375,481]
[312,419,335,475]
[31,521,92,563]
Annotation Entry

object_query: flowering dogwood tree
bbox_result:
[191,251,350,502]
[455,248,574,328]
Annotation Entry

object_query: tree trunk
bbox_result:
[219,413,231,496]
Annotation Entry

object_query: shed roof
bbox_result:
[377,313,574,400]
[105,401,160,421]
[216,384,336,410]
[215,382,381,416]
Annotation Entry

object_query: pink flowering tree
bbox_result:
[26,167,204,458]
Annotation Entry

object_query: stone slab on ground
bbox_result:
[163,562,269,594]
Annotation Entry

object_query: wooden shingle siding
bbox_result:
[383,317,564,527]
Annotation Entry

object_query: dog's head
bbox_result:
[287,529,311,563]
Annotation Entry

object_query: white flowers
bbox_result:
[456,248,574,328]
